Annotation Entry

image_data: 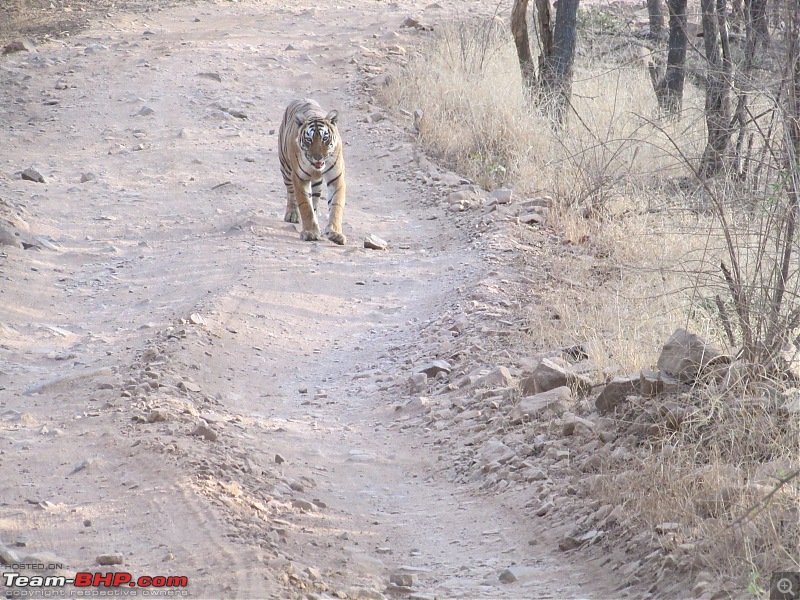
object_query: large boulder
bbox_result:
[656,328,726,383]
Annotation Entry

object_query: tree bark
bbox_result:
[535,0,554,79]
[747,0,769,47]
[540,0,580,121]
[649,0,688,114]
[700,0,734,177]
[647,0,665,38]
[511,0,537,89]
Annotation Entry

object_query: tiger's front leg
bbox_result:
[325,171,346,246]
[292,176,321,241]
[284,186,299,223]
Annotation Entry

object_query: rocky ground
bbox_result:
[0,0,761,599]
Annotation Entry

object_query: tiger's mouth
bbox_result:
[311,160,325,169]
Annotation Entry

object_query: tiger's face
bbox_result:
[295,111,339,170]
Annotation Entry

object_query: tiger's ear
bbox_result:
[325,110,339,125]
[294,114,305,126]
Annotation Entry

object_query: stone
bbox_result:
[656,328,726,383]
[0,224,22,249]
[536,500,553,516]
[364,234,388,250]
[480,440,516,465]
[291,498,317,512]
[344,587,387,600]
[595,374,641,414]
[3,39,36,54]
[473,366,513,389]
[401,15,432,31]
[409,372,427,393]
[498,569,517,583]
[580,454,603,472]
[646,370,683,397]
[147,409,168,423]
[80,172,96,183]
[197,72,222,82]
[179,381,201,393]
[489,187,513,204]
[275,453,286,464]
[190,424,218,441]
[526,358,592,397]
[416,360,451,377]
[558,535,582,551]
[561,412,595,436]
[389,571,415,586]
[512,386,573,422]
[96,553,124,566]
[137,106,156,116]
[518,212,544,225]
[21,168,45,183]
[0,544,20,565]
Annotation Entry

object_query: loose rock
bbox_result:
[190,424,218,441]
[389,571,415,587]
[96,553,124,566]
[656,328,726,382]
[595,374,640,414]
[416,360,451,377]
[512,386,573,422]
[3,39,36,54]
[489,187,513,205]
[364,234,388,250]
[21,168,45,183]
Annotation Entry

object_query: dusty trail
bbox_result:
[0,1,612,598]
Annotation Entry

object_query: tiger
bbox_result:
[278,99,347,245]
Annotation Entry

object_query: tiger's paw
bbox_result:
[284,209,299,224]
[326,230,346,245]
[300,229,322,242]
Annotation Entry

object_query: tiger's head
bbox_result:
[295,111,339,170]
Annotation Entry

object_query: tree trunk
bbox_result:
[700,0,734,177]
[647,0,665,38]
[649,0,688,114]
[535,0,554,78]
[747,0,769,47]
[540,0,581,121]
[511,0,537,89]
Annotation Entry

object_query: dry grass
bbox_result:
[380,14,800,595]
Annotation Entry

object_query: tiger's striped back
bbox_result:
[278,99,347,245]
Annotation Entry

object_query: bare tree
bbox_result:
[539,0,581,121]
[649,0,689,114]
[510,0,580,122]
[511,0,537,89]
[700,0,734,177]
[647,0,666,38]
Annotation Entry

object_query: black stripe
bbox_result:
[326,173,341,185]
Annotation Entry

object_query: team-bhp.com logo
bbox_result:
[3,571,189,597]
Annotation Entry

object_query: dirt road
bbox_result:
[0,1,614,598]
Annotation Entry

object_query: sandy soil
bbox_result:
[0,1,619,598]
